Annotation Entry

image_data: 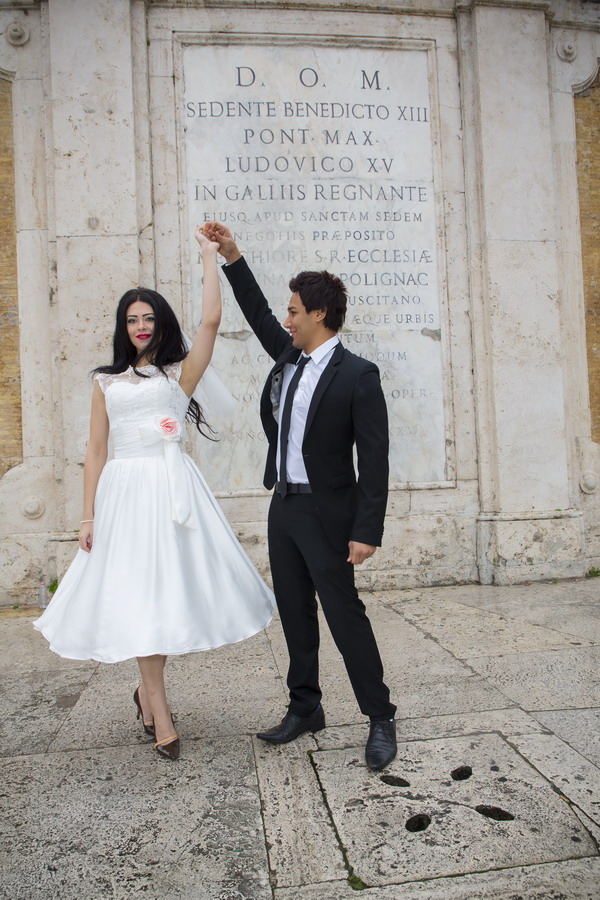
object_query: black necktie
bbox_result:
[278,355,310,496]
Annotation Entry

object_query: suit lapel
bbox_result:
[304,343,344,435]
[269,347,301,420]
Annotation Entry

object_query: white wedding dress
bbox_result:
[34,363,275,663]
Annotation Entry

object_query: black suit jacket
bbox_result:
[223,257,389,551]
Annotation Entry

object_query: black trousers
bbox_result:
[267,491,396,720]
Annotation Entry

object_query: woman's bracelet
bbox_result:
[80,519,94,523]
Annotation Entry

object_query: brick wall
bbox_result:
[0,78,22,477]
[575,72,600,444]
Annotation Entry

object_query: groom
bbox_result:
[204,223,397,770]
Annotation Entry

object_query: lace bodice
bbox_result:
[95,363,190,458]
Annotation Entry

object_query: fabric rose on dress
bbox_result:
[154,416,182,441]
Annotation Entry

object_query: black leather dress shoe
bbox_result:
[365,719,397,770]
[257,705,325,744]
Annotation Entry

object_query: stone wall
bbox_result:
[575,67,600,560]
[576,72,600,445]
[0,76,21,478]
[0,0,599,605]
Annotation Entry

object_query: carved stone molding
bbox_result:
[22,496,45,519]
[557,39,577,62]
[4,20,29,46]
[580,471,598,494]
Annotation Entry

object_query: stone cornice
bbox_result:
[454,0,552,14]
[147,0,455,16]
[146,0,599,27]
[0,1,39,9]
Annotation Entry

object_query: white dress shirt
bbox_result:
[276,335,340,484]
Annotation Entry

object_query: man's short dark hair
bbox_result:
[288,270,347,333]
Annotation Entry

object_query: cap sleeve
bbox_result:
[165,361,183,382]
[94,372,111,394]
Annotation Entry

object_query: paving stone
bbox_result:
[268,598,509,724]
[426,580,600,644]
[572,808,600,846]
[386,596,591,658]
[0,665,97,757]
[397,708,548,740]
[0,613,97,675]
[49,631,285,752]
[464,647,600,710]
[274,857,600,899]
[531,708,600,767]
[252,734,346,888]
[392,676,512,720]
[312,734,595,887]
[510,733,600,826]
[314,708,547,752]
[0,738,270,900]
[3,585,599,900]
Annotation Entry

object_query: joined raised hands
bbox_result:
[194,224,219,252]
[201,222,241,264]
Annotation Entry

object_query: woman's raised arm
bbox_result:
[179,226,222,398]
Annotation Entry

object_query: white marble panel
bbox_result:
[148,70,184,295]
[486,240,562,362]
[11,76,47,231]
[47,0,138,237]
[17,229,53,458]
[437,104,464,191]
[53,235,140,462]
[474,7,556,242]
[182,40,450,487]
[493,364,568,511]
[130,0,154,288]
[442,202,477,480]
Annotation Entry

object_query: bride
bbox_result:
[34,227,275,760]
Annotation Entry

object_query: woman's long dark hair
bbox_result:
[95,288,215,439]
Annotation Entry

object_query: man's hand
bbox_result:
[201,221,241,264]
[347,541,377,565]
[194,224,219,254]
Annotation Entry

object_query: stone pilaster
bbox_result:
[457,0,585,582]
[46,0,141,528]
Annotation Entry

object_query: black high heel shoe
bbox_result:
[154,733,180,760]
[133,687,155,737]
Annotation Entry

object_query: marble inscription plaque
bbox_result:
[183,41,448,490]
